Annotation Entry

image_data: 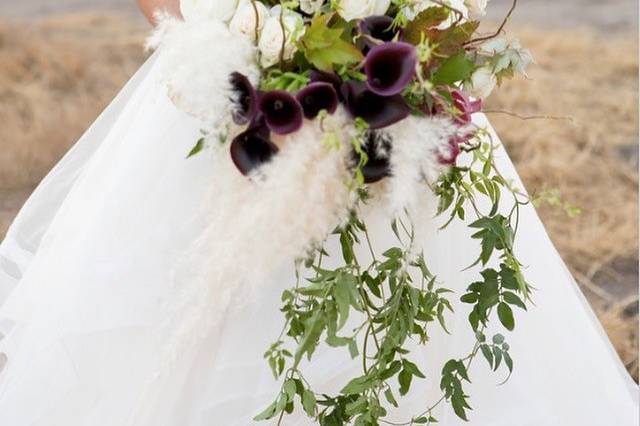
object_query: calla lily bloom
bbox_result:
[309,70,343,100]
[364,41,417,97]
[358,16,400,51]
[296,82,339,119]
[229,72,258,125]
[258,90,304,135]
[230,125,279,176]
[341,81,410,129]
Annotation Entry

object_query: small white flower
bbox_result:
[229,0,269,41]
[336,0,391,22]
[258,8,304,68]
[180,0,239,22]
[299,0,324,15]
[481,38,534,78]
[465,66,497,99]
[464,0,488,19]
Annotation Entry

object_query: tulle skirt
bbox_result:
[0,51,636,425]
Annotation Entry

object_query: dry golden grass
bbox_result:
[0,14,147,189]
[0,15,637,378]
[485,27,639,378]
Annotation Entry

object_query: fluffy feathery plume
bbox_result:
[146,13,259,133]
[384,116,461,216]
[130,111,357,423]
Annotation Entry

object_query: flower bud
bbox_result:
[451,89,481,125]
[465,66,497,99]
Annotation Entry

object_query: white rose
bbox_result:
[258,8,303,68]
[464,0,488,19]
[337,0,391,22]
[465,66,497,99]
[229,0,269,42]
[373,0,392,15]
[180,0,239,22]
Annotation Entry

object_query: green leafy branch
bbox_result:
[298,14,363,72]
[255,130,534,425]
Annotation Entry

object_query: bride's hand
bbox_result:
[137,0,182,24]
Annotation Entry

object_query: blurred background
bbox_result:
[0,0,637,379]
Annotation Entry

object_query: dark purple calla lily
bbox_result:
[451,90,482,125]
[230,125,279,176]
[258,90,304,135]
[358,16,400,51]
[296,82,339,119]
[229,72,258,125]
[364,42,417,97]
[310,70,342,89]
[310,70,343,100]
[354,131,392,183]
[341,80,410,129]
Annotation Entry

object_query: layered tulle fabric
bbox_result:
[0,50,637,426]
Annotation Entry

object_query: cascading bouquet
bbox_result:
[149,0,535,423]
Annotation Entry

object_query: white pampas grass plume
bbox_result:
[203,109,356,285]
[130,111,357,423]
[146,13,259,133]
[384,116,461,216]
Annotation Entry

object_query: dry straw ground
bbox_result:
[0,14,637,378]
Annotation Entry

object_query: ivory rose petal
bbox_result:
[229,0,269,41]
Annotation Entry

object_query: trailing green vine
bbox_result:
[255,134,535,425]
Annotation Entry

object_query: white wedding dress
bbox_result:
[0,45,637,425]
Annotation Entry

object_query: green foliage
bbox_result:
[431,51,476,86]
[299,14,363,72]
[256,134,534,424]
[261,69,311,92]
[403,7,450,45]
[186,138,205,159]
[431,21,480,56]
[348,118,371,189]
[531,188,582,218]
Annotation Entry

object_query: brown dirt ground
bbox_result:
[0,14,637,379]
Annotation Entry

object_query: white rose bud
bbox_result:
[464,0,488,19]
[180,0,239,22]
[258,8,303,68]
[229,0,269,42]
[337,0,391,22]
[466,66,497,99]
